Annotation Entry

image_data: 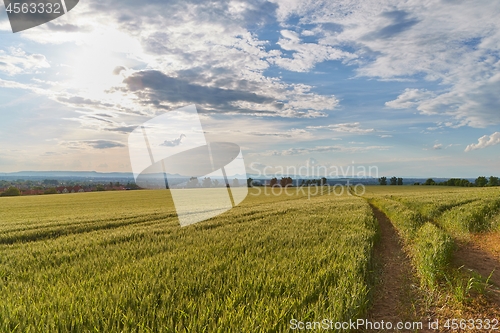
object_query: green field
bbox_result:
[0,189,377,332]
[1,186,499,332]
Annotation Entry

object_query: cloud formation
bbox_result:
[0,48,50,75]
[269,0,500,127]
[307,122,375,134]
[256,144,390,156]
[465,132,500,152]
[62,140,126,150]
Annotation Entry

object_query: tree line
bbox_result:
[378,177,403,185]
[247,177,330,187]
[416,176,499,187]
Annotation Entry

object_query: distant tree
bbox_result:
[280,177,293,187]
[413,182,420,185]
[488,176,499,187]
[187,177,199,188]
[202,177,212,188]
[213,179,220,187]
[424,178,436,185]
[475,176,488,187]
[390,177,398,186]
[378,177,387,185]
[247,178,253,187]
[0,187,21,197]
[96,185,105,191]
[270,177,278,187]
[300,180,305,187]
[397,177,403,186]
[320,177,327,186]
[232,178,240,187]
[115,182,120,187]
[44,188,57,195]
[279,177,285,187]
[126,182,140,190]
[441,178,472,187]
[458,179,466,187]
[42,179,59,186]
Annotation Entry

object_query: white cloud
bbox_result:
[432,144,442,150]
[385,88,435,109]
[269,29,356,72]
[0,48,50,75]
[269,0,500,127]
[307,122,375,134]
[465,132,500,152]
[5,1,342,119]
[255,144,390,156]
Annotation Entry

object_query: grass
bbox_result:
[365,186,500,311]
[2,185,499,331]
[0,188,377,332]
[366,195,454,289]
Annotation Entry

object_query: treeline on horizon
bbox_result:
[412,176,499,187]
[0,179,140,197]
[1,175,499,197]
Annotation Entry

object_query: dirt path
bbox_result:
[367,205,433,332]
[453,232,500,305]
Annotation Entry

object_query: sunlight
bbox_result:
[65,28,143,101]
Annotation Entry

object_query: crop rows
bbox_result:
[0,189,376,332]
[367,187,500,290]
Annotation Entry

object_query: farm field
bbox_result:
[1,186,499,332]
[0,188,377,332]
[365,186,500,322]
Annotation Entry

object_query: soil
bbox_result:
[365,206,500,332]
[453,232,500,305]
[367,205,434,332]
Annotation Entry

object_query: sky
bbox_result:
[0,0,499,178]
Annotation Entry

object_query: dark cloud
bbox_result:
[45,22,82,32]
[236,1,278,29]
[90,0,277,35]
[363,10,419,40]
[60,140,125,150]
[58,96,114,108]
[42,151,59,156]
[83,140,125,149]
[104,125,139,134]
[120,70,276,113]
[85,116,114,124]
[112,66,127,75]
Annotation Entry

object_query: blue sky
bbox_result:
[0,0,499,178]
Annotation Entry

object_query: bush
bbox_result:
[0,187,21,197]
[44,188,57,195]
